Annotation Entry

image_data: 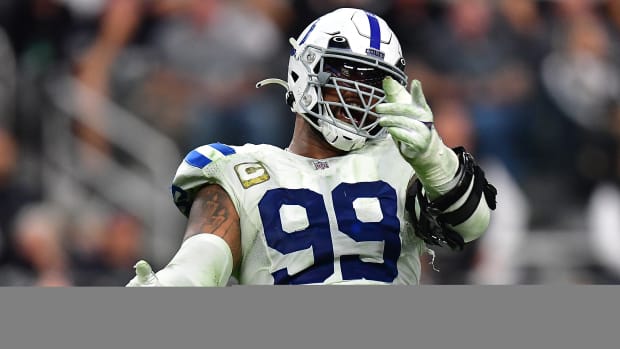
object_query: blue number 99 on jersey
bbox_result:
[258,181,401,284]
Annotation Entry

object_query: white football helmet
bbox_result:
[257,8,408,151]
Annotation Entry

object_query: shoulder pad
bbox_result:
[171,142,237,216]
[184,142,237,169]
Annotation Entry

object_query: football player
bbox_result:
[127,7,496,286]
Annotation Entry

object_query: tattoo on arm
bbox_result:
[196,189,231,234]
[185,184,242,269]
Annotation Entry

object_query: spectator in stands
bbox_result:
[123,0,292,152]
[539,13,620,211]
[427,97,530,284]
[70,209,144,286]
[0,128,39,280]
[6,203,72,286]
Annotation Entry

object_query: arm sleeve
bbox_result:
[153,234,234,287]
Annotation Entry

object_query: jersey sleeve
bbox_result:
[171,142,237,216]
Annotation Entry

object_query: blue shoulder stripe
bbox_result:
[184,150,210,168]
[209,142,236,156]
[184,142,236,168]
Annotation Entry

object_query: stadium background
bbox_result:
[1,0,619,286]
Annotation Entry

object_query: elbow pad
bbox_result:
[406,147,497,250]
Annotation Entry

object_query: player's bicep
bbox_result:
[184,184,241,271]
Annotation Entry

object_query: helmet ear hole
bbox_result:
[329,36,350,49]
[396,58,406,81]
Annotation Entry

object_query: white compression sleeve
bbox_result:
[154,234,234,287]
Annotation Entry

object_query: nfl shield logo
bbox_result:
[312,160,329,170]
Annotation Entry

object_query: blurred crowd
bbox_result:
[1,0,620,286]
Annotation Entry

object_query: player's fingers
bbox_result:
[409,80,423,104]
[385,126,421,145]
[382,77,410,104]
[134,260,155,284]
[376,103,428,120]
[410,80,431,113]
[385,125,432,152]
[378,114,431,131]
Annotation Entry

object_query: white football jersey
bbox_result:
[171,137,426,285]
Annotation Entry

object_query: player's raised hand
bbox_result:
[126,260,162,287]
[376,77,459,199]
[376,77,434,160]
